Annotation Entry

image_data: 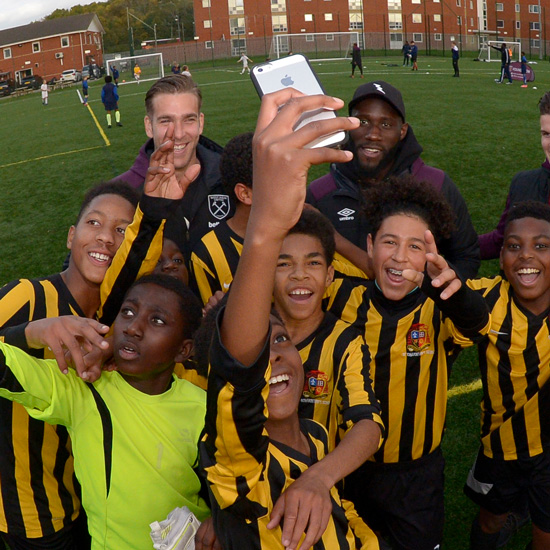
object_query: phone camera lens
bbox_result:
[258,68,263,72]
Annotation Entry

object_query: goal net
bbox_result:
[106,53,164,85]
[269,32,360,60]
[477,41,521,62]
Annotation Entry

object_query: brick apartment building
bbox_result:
[0,13,104,85]
[190,0,549,57]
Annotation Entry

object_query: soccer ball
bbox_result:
[533,86,538,89]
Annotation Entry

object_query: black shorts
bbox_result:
[464,447,550,532]
[344,448,445,550]
[103,102,118,111]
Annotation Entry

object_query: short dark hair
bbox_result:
[105,75,112,83]
[539,91,550,116]
[362,174,456,243]
[129,273,202,339]
[287,209,335,265]
[145,75,202,115]
[221,132,254,202]
[505,200,550,228]
[75,181,140,225]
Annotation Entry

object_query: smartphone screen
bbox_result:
[250,54,345,149]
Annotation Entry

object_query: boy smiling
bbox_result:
[465,201,550,550]
[201,90,385,550]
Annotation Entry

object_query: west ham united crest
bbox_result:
[208,194,230,220]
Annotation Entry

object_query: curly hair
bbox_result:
[220,132,254,202]
[75,181,140,225]
[288,209,336,265]
[362,174,456,243]
[145,74,202,115]
[505,200,550,228]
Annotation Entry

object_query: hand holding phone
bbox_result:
[250,54,346,148]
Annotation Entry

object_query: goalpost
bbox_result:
[477,41,521,62]
[106,52,164,85]
[269,32,360,60]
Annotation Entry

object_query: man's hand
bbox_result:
[402,229,462,300]
[195,517,222,550]
[25,317,110,380]
[144,123,200,200]
[250,89,359,237]
[267,468,333,550]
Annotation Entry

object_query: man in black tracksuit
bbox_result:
[306,80,480,280]
[490,42,512,84]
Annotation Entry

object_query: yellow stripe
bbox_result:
[447,378,482,398]
[86,104,111,146]
[0,145,105,169]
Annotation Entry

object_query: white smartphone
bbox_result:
[250,54,346,149]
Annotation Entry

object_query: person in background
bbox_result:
[82,76,89,105]
[521,51,528,87]
[171,62,181,75]
[410,41,418,71]
[40,80,48,105]
[451,41,460,77]
[111,65,119,86]
[350,42,364,79]
[101,75,122,128]
[402,41,411,66]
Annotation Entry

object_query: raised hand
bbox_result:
[144,122,199,200]
[401,229,462,300]
[251,89,359,237]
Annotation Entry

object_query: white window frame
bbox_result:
[204,20,212,28]
[61,36,69,47]
[497,19,504,28]
[516,21,520,29]
[305,13,313,22]
[496,3,503,11]
[434,33,442,41]
[530,21,540,30]
[529,5,540,14]
[434,14,441,22]
[32,42,40,53]
[413,32,423,42]
[325,13,333,21]
[205,40,214,48]
[3,47,12,59]
[412,13,422,23]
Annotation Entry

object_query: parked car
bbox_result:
[19,75,43,90]
[81,64,102,80]
[61,69,82,83]
[0,77,15,96]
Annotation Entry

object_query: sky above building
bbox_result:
[0,1,99,32]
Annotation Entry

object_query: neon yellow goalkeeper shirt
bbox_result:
[0,341,209,550]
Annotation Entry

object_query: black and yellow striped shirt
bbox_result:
[189,218,365,306]
[297,311,383,451]
[189,222,243,305]
[326,279,490,463]
[201,315,383,550]
[468,277,550,460]
[0,199,165,538]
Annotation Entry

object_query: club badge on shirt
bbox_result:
[208,195,230,220]
[406,323,432,356]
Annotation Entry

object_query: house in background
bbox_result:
[0,13,104,85]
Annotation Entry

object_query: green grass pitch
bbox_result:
[0,54,543,548]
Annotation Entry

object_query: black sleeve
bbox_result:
[421,268,489,338]
[439,175,480,280]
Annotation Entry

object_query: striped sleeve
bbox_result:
[98,195,176,325]
[201,311,271,509]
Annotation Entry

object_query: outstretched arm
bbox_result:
[222,90,358,363]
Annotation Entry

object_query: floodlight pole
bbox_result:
[538,0,543,59]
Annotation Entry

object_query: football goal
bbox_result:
[269,32,360,60]
[477,41,521,62]
[106,52,164,85]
